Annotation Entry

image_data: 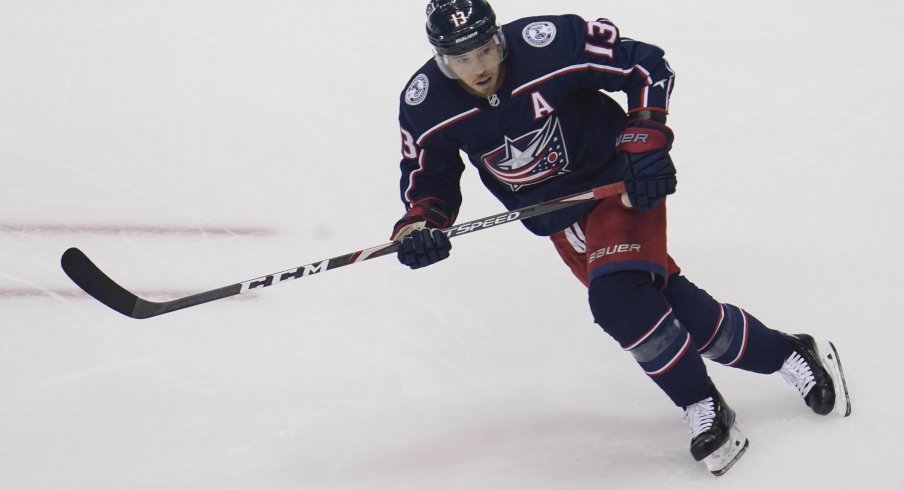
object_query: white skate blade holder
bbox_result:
[821,340,852,417]
[702,422,749,476]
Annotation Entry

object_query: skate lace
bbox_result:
[683,397,716,439]
[780,351,816,398]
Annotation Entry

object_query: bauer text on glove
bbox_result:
[615,118,677,211]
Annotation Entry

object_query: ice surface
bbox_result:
[1,1,901,488]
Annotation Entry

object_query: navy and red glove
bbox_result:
[615,118,677,211]
[391,198,454,270]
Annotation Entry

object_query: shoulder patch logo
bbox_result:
[522,21,557,48]
[405,74,430,106]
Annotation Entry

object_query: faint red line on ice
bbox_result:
[0,288,257,301]
[0,223,276,236]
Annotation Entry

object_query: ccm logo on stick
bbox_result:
[241,260,330,292]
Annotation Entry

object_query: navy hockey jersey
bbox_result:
[397,14,674,236]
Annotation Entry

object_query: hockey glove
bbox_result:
[391,198,454,270]
[615,118,677,211]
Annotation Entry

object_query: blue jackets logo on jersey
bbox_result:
[481,116,570,191]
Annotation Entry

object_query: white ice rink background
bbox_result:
[2,0,902,488]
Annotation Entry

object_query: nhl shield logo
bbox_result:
[481,116,570,191]
[522,21,556,47]
[405,74,429,106]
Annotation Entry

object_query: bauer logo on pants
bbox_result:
[589,244,641,263]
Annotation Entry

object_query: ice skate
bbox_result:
[683,388,749,476]
[780,334,851,417]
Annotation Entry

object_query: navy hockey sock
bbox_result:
[663,275,790,374]
[589,271,712,407]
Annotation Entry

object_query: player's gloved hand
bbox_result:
[615,118,677,211]
[391,198,453,269]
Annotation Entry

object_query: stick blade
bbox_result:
[61,247,142,318]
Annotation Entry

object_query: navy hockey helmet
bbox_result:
[425,0,508,79]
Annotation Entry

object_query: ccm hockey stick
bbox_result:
[62,181,625,319]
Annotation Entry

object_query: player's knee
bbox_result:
[590,271,643,321]
[589,271,690,369]
[588,270,659,342]
[662,274,723,343]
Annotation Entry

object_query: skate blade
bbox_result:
[703,423,749,476]
[821,340,852,417]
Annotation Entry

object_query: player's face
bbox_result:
[445,40,504,96]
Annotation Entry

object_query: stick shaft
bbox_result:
[62,182,625,318]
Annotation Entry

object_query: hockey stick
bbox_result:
[61,181,625,319]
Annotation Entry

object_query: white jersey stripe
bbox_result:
[727,309,750,367]
[663,60,675,111]
[404,150,428,206]
[625,308,674,351]
[415,108,481,146]
[511,63,633,96]
[571,222,586,242]
[632,64,652,108]
[646,333,692,377]
[698,303,725,352]
[564,224,586,253]
[405,108,481,206]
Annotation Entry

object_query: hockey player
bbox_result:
[390,0,851,476]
